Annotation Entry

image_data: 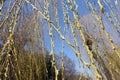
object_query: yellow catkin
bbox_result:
[98,0,120,58]
[66,0,102,78]
[103,0,120,26]
[0,1,23,79]
[87,0,120,59]
[25,0,96,77]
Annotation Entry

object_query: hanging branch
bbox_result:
[24,0,88,67]
[103,0,120,36]
[0,0,24,79]
[87,0,120,59]
[66,0,102,78]
[97,0,120,59]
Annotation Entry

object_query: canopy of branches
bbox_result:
[0,0,120,80]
